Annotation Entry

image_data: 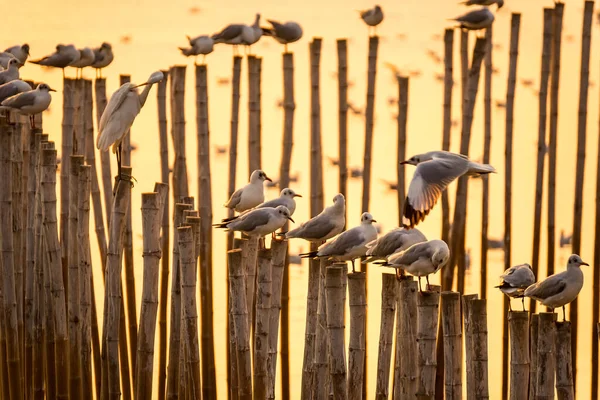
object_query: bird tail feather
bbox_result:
[179,47,194,56]
[467,161,496,175]
[299,251,319,259]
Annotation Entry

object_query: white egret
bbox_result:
[0,83,55,128]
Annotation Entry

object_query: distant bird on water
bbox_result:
[4,44,30,64]
[261,20,303,52]
[96,71,164,185]
[0,58,21,85]
[69,47,95,78]
[400,150,495,228]
[358,5,384,35]
[30,44,80,77]
[496,263,536,311]
[179,35,214,64]
[1,83,55,129]
[91,42,114,78]
[451,8,495,32]
[224,169,272,212]
[460,0,504,8]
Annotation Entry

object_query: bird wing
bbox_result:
[402,158,469,227]
[524,275,566,300]
[366,228,426,256]
[503,265,535,287]
[286,213,338,240]
[257,197,284,209]
[228,209,271,232]
[30,52,72,68]
[387,241,433,266]
[213,24,244,41]
[97,83,134,150]
[224,187,244,209]
[1,90,36,109]
[454,9,491,24]
[318,228,364,257]
[0,80,31,102]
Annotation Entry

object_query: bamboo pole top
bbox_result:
[70,155,84,174]
[508,311,529,321]
[347,271,366,280]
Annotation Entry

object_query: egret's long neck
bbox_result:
[138,83,155,107]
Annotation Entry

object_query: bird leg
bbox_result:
[418,277,422,293]
[285,44,288,53]
[426,275,431,291]
[521,297,526,312]
[202,55,207,64]
[351,259,356,273]
[562,306,566,322]
[508,300,512,312]
[29,115,35,130]
[395,268,400,279]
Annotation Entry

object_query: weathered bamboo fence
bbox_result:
[94,77,113,220]
[348,272,367,400]
[301,247,321,398]
[556,322,574,400]
[268,239,288,399]
[536,313,556,399]
[416,286,440,399]
[314,259,331,400]
[254,249,272,399]
[441,292,462,399]
[529,314,539,399]
[326,264,347,399]
[375,274,396,399]
[170,65,189,201]
[394,277,418,399]
[508,311,529,399]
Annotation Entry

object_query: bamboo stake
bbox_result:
[68,155,84,397]
[268,239,288,399]
[531,8,554,315]
[375,274,396,399]
[195,63,217,399]
[0,273,8,400]
[95,78,113,219]
[228,249,253,399]
[156,69,170,400]
[170,65,189,201]
[556,322,574,400]
[314,258,331,400]
[397,76,409,216]
[361,36,379,213]
[394,277,418,399]
[301,246,321,398]
[337,39,348,217]
[537,313,556,399]
[348,272,366,400]
[471,299,489,399]
[248,55,262,172]
[61,78,76,280]
[441,29,454,245]
[593,61,600,400]
[254,248,272,399]
[41,146,68,400]
[243,237,259,330]
[310,38,324,222]
[508,311,529,400]
[481,26,492,299]
[326,264,347,399]
[74,79,85,154]
[78,165,92,397]
[529,314,539,399]
[441,291,462,399]
[416,286,440,399]
[463,294,478,400]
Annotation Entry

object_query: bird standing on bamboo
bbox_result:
[96,71,164,188]
[358,5,384,36]
[496,263,535,311]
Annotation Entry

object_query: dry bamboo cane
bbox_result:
[254,249,272,399]
[361,35,379,214]
[101,168,133,400]
[310,38,324,223]
[508,311,529,400]
[267,238,287,399]
[78,165,93,397]
[556,322,574,400]
[195,63,217,399]
[503,15,521,399]
[301,246,321,398]
[531,8,554,315]
[375,274,396,399]
[95,78,113,219]
[397,76,409,216]
[471,299,489,399]
[74,79,85,154]
[348,272,366,400]
[416,286,440,399]
[68,155,84,397]
[0,119,24,399]
[481,26,492,299]
[228,249,253,399]
[326,264,347,400]
[394,276,417,399]
[135,192,161,400]
[156,69,170,400]
[178,208,195,399]
[463,294,478,400]
[166,202,193,399]
[170,65,189,201]
[537,313,557,399]
[571,2,594,381]
[186,214,203,400]
[243,237,259,331]
[441,28,454,246]
[441,292,462,399]
[337,39,348,219]
[41,146,68,400]
[178,226,202,399]
[0,221,9,400]
[529,314,539,399]
[593,64,600,400]
[313,258,331,400]
[61,78,76,282]
[248,55,262,172]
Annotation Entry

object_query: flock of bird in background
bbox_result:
[0,0,586,324]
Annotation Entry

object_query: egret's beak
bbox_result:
[294,194,302,198]
[265,176,272,182]
[287,216,295,223]
[581,261,590,266]
[49,88,57,92]
[133,81,151,89]
[399,160,409,165]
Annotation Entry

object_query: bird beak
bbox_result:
[132,81,151,88]
[287,216,295,223]
[49,88,57,92]
[372,219,377,223]
[265,176,272,182]
[581,261,590,266]
[294,194,302,198]
[399,160,409,165]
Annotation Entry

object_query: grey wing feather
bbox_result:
[287,215,336,240]
[229,209,271,231]
[525,275,566,300]
[388,242,433,266]
[224,188,244,209]
[1,90,36,108]
[367,229,426,256]
[319,228,364,257]
[213,25,244,40]
[257,197,283,209]
[503,266,535,287]
[455,9,490,24]
[32,53,72,68]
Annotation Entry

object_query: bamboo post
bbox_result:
[248,55,262,172]
[481,26,493,299]
[397,76,409,216]
[68,155,84,397]
[177,203,194,396]
[537,313,557,398]
[227,56,242,251]
[441,292,462,399]
[101,168,133,400]
[243,237,259,330]
[166,202,192,398]
[156,69,170,400]
[361,35,379,213]
[228,249,253,399]
[463,294,478,400]
[74,79,85,154]
[268,239,287,399]
[254,248,272,399]
[394,277,418,399]
[375,274,396,399]
[444,38,487,292]
[78,164,92,396]
[441,28,454,246]
[508,311,529,399]
[416,286,440,399]
[593,76,600,400]
[310,38,324,223]
[347,272,366,400]
[301,246,321,398]
[556,322,574,399]
[95,78,113,219]
[471,299,489,399]
[326,264,347,399]
[314,258,332,400]
[41,146,68,399]
[61,78,76,278]
[337,39,348,217]
[531,8,554,315]
[529,314,539,399]
[135,192,161,399]
[178,226,202,399]
[170,65,189,201]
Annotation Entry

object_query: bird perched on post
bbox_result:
[4,44,30,64]
[286,193,346,242]
[0,58,21,85]
[96,71,164,186]
[495,263,536,311]
[214,205,294,237]
[400,150,495,228]
[460,0,504,8]
[363,227,427,264]
[212,13,262,54]
[69,47,95,78]
[224,169,272,213]
[0,80,32,104]
[30,44,80,78]
[0,83,55,128]
[358,5,384,35]
[91,42,114,78]
[450,8,496,32]
[261,20,303,52]
[221,188,301,223]
[179,35,214,64]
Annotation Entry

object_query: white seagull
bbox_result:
[179,35,214,64]
[1,83,55,128]
[69,47,95,78]
[286,193,346,242]
[0,58,21,85]
[4,44,30,64]
[214,205,294,237]
[91,42,114,78]
[221,187,301,224]
[363,227,427,264]
[460,0,504,8]
[224,169,272,213]
[261,20,303,52]
[496,263,536,311]
[212,14,262,53]
[451,8,495,31]
[30,44,81,77]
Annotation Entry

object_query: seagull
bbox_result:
[460,0,504,8]
[300,212,378,273]
[214,205,294,237]
[376,239,450,291]
[261,20,303,52]
[0,83,56,129]
[30,44,80,77]
[242,13,263,51]
[0,58,21,85]
[286,193,346,242]
[212,14,262,54]
[400,150,496,228]
[524,254,588,321]
[96,71,164,185]
[0,80,32,104]
[450,8,495,32]
[363,227,427,264]
[91,42,114,79]
[0,53,17,70]
[221,188,301,224]
[224,169,272,212]
[359,5,384,35]
[4,44,30,64]
[495,263,536,311]
[69,47,95,78]
[179,35,214,64]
